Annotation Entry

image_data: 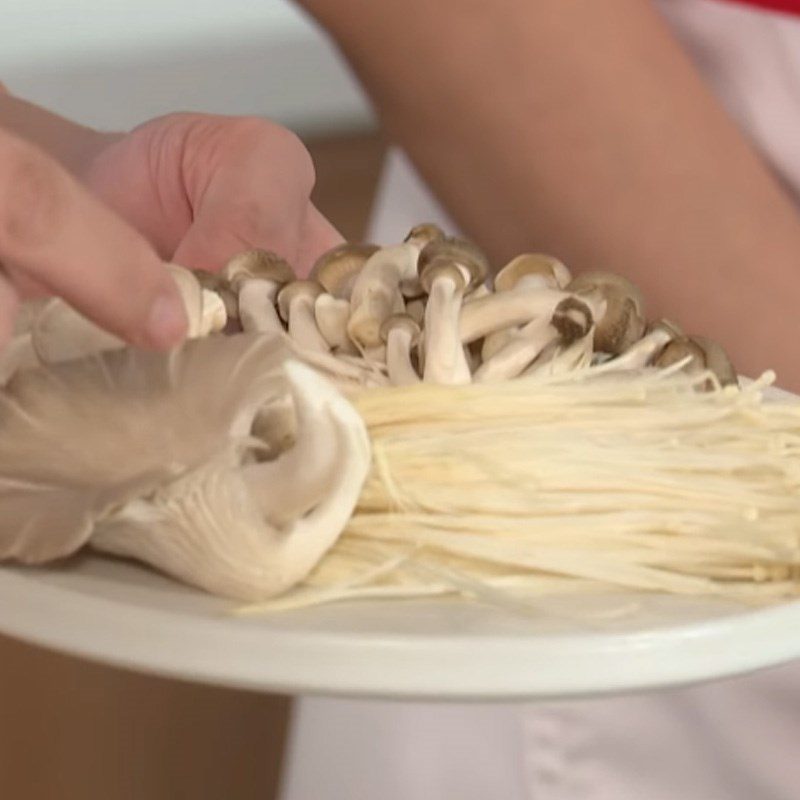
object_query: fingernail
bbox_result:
[146,290,188,348]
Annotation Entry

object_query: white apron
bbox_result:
[281,2,800,797]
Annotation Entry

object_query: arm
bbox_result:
[302,0,800,388]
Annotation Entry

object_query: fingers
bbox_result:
[294,204,344,277]
[0,128,187,350]
[171,116,342,273]
[0,269,19,350]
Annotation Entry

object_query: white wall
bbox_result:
[1,1,375,133]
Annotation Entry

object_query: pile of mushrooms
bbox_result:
[188,223,735,392]
[0,224,737,602]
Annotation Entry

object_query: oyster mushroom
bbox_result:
[222,249,294,334]
[419,237,489,384]
[91,359,371,601]
[277,279,328,353]
[568,271,646,355]
[0,332,39,386]
[381,313,421,386]
[0,333,287,564]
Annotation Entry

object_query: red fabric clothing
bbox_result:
[719,0,800,16]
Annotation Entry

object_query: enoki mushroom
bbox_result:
[239,366,800,614]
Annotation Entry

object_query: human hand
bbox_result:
[0,127,188,352]
[82,113,342,277]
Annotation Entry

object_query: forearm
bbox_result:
[0,86,118,175]
[303,0,800,388]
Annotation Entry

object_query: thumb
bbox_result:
[173,200,342,275]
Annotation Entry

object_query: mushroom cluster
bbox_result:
[177,224,737,392]
[0,225,739,603]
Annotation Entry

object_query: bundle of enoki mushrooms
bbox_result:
[0,223,799,614]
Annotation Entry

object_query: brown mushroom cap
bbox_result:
[550,296,594,344]
[277,280,324,322]
[568,271,646,354]
[311,243,379,298]
[692,335,738,387]
[653,336,706,374]
[494,254,571,293]
[380,313,421,346]
[419,260,469,295]
[418,237,489,293]
[222,250,295,291]
[404,222,445,251]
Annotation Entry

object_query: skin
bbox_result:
[300,0,800,389]
[0,88,341,352]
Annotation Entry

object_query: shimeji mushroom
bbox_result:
[567,271,646,355]
[494,253,572,293]
[593,319,681,374]
[222,249,294,334]
[654,334,737,388]
[31,265,221,364]
[474,295,595,382]
[381,313,421,386]
[419,237,489,384]
[459,286,605,344]
[314,293,356,353]
[277,279,329,353]
[346,245,418,349]
[523,325,595,377]
[312,243,378,300]
[477,255,568,363]
[401,222,445,297]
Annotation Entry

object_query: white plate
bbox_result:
[1,553,799,700]
[2,380,799,701]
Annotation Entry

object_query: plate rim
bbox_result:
[1,564,799,700]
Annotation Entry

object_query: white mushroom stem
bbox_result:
[481,328,518,361]
[464,283,492,304]
[523,328,594,377]
[347,245,417,348]
[315,294,355,353]
[593,325,676,374]
[473,317,556,383]
[290,346,390,387]
[286,294,330,353]
[459,288,605,344]
[385,327,421,386]
[237,280,282,333]
[423,269,472,384]
[201,290,227,334]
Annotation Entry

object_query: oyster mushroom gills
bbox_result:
[4,230,799,615]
